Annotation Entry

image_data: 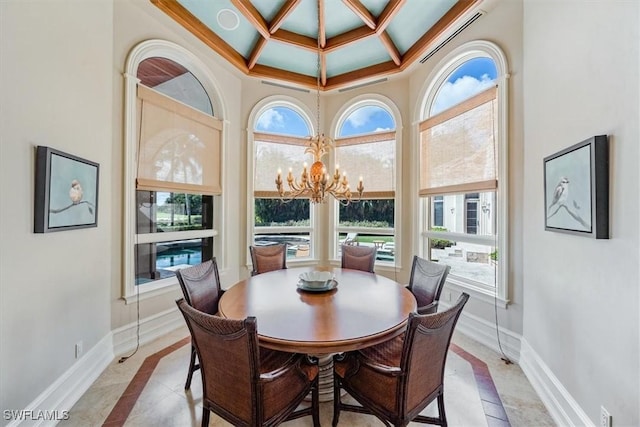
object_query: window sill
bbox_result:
[122,280,180,305]
[374,262,403,273]
[444,277,510,309]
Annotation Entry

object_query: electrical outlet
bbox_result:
[600,406,611,427]
[75,341,83,359]
[445,291,452,301]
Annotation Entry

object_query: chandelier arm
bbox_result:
[288,180,304,192]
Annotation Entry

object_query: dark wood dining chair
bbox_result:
[249,243,288,276]
[332,293,469,427]
[408,255,451,314]
[176,299,320,427]
[175,259,223,389]
[341,244,377,273]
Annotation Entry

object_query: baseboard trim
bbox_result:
[441,302,522,362]
[112,306,183,356]
[5,333,114,427]
[6,308,184,426]
[520,338,593,427]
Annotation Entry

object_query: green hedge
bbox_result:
[430,227,454,249]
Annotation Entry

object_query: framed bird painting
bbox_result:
[543,135,609,239]
[34,146,99,233]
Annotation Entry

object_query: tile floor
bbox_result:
[61,326,555,426]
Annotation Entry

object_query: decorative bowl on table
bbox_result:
[298,271,336,291]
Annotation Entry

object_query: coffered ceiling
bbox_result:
[151,0,483,91]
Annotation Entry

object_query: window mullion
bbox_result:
[423,230,495,246]
[136,229,218,244]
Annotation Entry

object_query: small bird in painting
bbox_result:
[547,177,569,216]
[69,180,83,204]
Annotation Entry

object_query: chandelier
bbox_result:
[275,1,363,205]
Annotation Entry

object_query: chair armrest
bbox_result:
[417,301,438,315]
[260,353,315,381]
[357,354,402,376]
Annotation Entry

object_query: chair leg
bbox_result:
[312,378,320,427]
[437,393,447,427]
[332,376,341,427]
[185,345,197,389]
[201,407,210,427]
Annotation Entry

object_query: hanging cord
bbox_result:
[118,282,141,363]
[490,88,511,365]
[494,275,511,365]
[120,93,144,363]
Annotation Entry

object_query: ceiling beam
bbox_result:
[320,52,327,86]
[376,0,405,34]
[342,0,376,29]
[230,0,270,40]
[247,37,268,70]
[379,31,401,66]
[318,0,326,48]
[151,0,249,73]
[324,26,375,53]
[271,29,317,51]
[326,61,398,91]
[269,0,301,34]
[250,64,317,88]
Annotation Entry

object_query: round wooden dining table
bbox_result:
[218,266,417,354]
[219,266,417,401]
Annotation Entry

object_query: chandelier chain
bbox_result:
[273,0,364,205]
[316,0,321,135]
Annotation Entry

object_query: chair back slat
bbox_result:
[341,245,377,273]
[176,259,222,315]
[408,256,450,313]
[249,244,288,276]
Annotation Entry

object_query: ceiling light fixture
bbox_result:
[275,1,363,205]
[217,9,239,31]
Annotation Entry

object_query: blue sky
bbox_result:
[432,57,497,115]
[255,104,395,137]
[255,107,309,136]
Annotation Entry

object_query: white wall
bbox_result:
[522,1,639,425]
[0,0,113,417]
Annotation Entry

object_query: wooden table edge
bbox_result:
[254,320,409,354]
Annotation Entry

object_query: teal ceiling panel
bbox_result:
[326,37,389,77]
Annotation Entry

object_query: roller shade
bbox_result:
[137,84,222,195]
[253,132,313,198]
[335,130,396,198]
[419,87,497,197]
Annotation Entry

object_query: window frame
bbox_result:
[247,97,319,266]
[330,95,403,269]
[123,40,226,302]
[415,40,509,305]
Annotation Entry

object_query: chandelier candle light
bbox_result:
[275,0,364,205]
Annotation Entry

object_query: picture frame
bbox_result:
[543,135,609,239]
[34,146,99,233]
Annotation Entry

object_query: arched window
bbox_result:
[249,100,315,260]
[417,41,509,302]
[333,97,400,266]
[123,40,224,301]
